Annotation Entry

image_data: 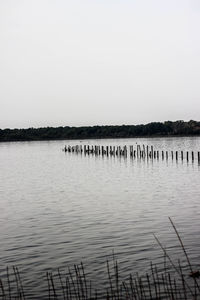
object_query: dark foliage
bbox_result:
[0,120,200,142]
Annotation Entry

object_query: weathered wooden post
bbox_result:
[151,146,153,159]
[192,151,194,162]
[109,146,112,155]
[143,144,145,156]
[120,146,123,156]
[171,151,174,160]
[175,151,178,161]
[166,151,168,160]
[106,146,109,156]
[124,145,127,157]
[181,151,183,161]
[101,146,104,155]
[186,151,189,162]
[130,145,133,157]
[116,146,118,156]
[162,151,164,160]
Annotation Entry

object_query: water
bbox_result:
[0,137,200,298]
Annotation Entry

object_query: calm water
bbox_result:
[0,137,200,298]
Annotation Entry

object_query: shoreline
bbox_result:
[0,134,200,143]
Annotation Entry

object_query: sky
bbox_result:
[0,0,200,129]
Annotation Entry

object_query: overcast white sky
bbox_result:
[0,0,200,129]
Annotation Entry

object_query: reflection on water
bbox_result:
[0,137,200,298]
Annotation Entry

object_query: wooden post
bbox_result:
[162,151,164,160]
[106,146,109,156]
[118,146,120,156]
[192,151,194,161]
[151,146,153,159]
[110,146,112,155]
[143,144,145,156]
[198,152,200,163]
[171,151,174,160]
[181,151,183,160]
[130,146,132,157]
[186,151,189,162]
[157,151,159,159]
[175,151,178,161]
[101,146,104,155]
[166,151,168,160]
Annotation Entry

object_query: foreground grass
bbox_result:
[1,218,200,300]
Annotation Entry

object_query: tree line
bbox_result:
[0,120,200,142]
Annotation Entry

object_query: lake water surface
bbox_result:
[0,137,200,298]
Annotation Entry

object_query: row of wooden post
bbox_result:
[63,144,200,163]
